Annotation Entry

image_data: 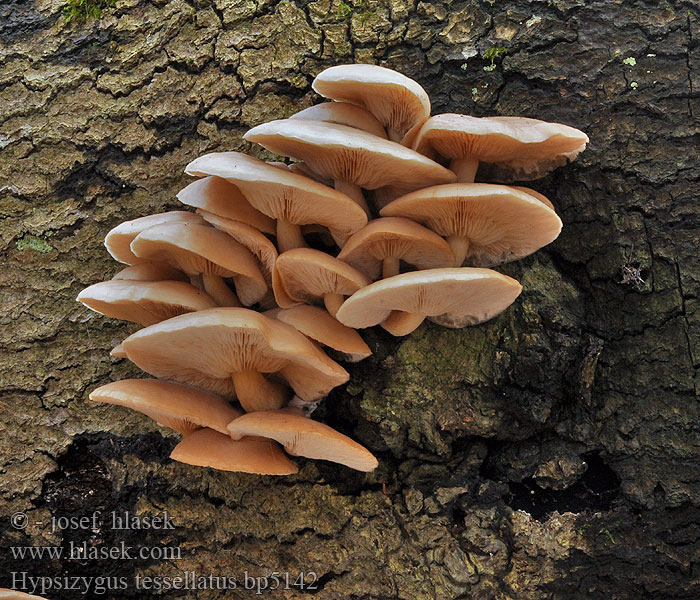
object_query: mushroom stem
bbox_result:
[335,179,371,218]
[381,311,425,336]
[277,219,308,252]
[323,293,345,318]
[450,157,479,183]
[257,290,278,310]
[202,274,241,306]
[447,235,470,267]
[382,257,400,278]
[231,370,289,412]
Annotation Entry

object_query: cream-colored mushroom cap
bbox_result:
[110,342,127,358]
[274,248,371,316]
[336,268,522,336]
[411,114,589,182]
[337,217,456,279]
[176,176,275,235]
[171,428,298,475]
[312,64,430,142]
[104,211,204,265]
[0,590,50,599]
[130,222,267,306]
[227,410,378,472]
[244,119,456,191]
[274,305,371,362]
[185,151,367,251]
[197,210,277,288]
[90,379,242,435]
[290,102,387,139]
[112,262,188,282]
[512,186,555,210]
[381,184,562,267]
[77,280,217,326]
[121,307,349,413]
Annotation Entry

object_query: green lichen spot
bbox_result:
[63,0,115,23]
[623,57,636,66]
[482,46,508,62]
[630,81,638,89]
[16,235,53,254]
[483,64,497,72]
[336,1,353,21]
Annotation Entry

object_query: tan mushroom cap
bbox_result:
[274,248,371,316]
[380,184,562,267]
[104,211,204,265]
[130,222,267,306]
[171,428,298,475]
[227,409,378,472]
[90,379,242,435]
[244,119,456,191]
[176,176,275,235]
[0,590,49,600]
[121,307,349,413]
[274,305,371,362]
[512,186,555,210]
[312,64,430,142]
[110,342,127,358]
[112,262,188,282]
[185,151,367,251]
[337,217,456,280]
[290,102,387,139]
[77,280,217,326]
[197,210,277,288]
[411,114,589,182]
[336,268,522,336]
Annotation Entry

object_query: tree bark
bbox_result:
[1,0,699,598]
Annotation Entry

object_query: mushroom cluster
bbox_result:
[79,64,587,476]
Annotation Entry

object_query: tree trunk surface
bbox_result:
[1,0,699,597]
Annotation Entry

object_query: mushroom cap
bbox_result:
[380,183,563,267]
[335,268,522,329]
[104,211,204,265]
[290,102,387,139]
[337,217,456,279]
[121,307,349,402]
[411,114,589,181]
[185,151,367,242]
[171,428,298,475]
[312,64,430,141]
[110,342,127,358]
[0,590,50,600]
[130,222,267,305]
[243,119,456,190]
[512,185,555,210]
[90,379,242,435]
[77,280,217,326]
[112,262,189,282]
[274,248,371,307]
[176,176,275,235]
[227,409,378,472]
[197,210,277,288]
[274,305,371,362]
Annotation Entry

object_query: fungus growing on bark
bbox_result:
[290,102,388,138]
[380,183,562,266]
[120,307,348,413]
[0,589,49,599]
[111,262,188,282]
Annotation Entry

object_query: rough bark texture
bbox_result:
[1,0,699,597]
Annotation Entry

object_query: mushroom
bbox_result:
[273,248,371,317]
[270,305,371,362]
[89,379,242,435]
[111,262,188,282]
[227,409,378,472]
[130,221,267,307]
[104,211,204,265]
[337,217,456,279]
[176,176,275,235]
[243,119,456,215]
[290,102,387,138]
[120,307,349,413]
[409,114,589,182]
[185,152,367,251]
[380,183,563,267]
[335,267,522,336]
[77,279,217,326]
[312,64,430,142]
[110,342,127,358]
[171,428,298,475]
[0,590,49,599]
